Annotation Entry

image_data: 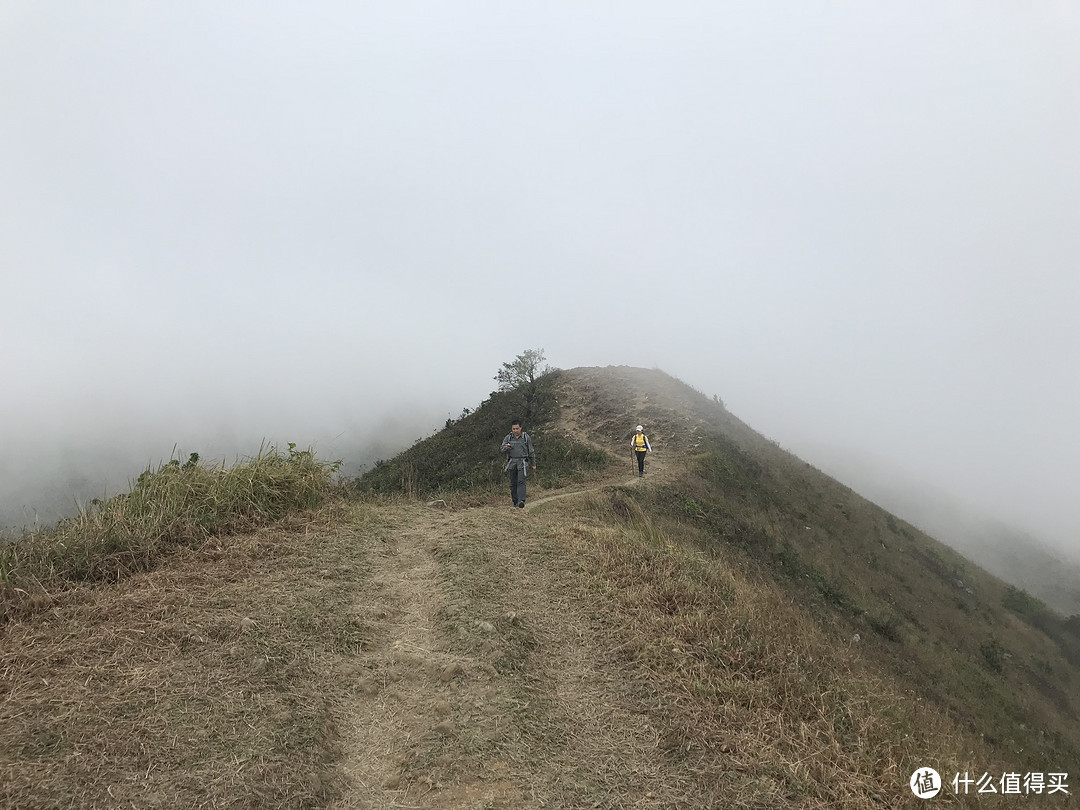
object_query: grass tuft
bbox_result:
[1,445,337,599]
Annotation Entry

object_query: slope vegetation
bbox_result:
[2,366,1077,809]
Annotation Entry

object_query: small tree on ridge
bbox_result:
[495,349,554,420]
[495,348,550,392]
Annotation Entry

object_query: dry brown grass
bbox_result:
[534,490,1075,809]
[4,486,1072,809]
[426,506,703,809]
[423,495,961,808]
[0,503,381,810]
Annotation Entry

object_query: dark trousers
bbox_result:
[635,450,647,474]
[509,466,527,505]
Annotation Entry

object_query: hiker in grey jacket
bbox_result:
[501,418,536,508]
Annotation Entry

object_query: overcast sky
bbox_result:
[2,3,1078,552]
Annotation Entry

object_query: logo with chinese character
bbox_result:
[911,768,942,799]
[951,770,1070,796]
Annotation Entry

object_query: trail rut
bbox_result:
[329,483,684,809]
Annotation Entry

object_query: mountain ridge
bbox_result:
[357,363,1080,781]
[2,364,1077,808]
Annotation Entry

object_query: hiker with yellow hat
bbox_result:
[630,425,652,477]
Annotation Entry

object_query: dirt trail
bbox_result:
[330,472,683,809]
[331,505,522,809]
[524,448,672,511]
[327,382,689,806]
[527,385,676,511]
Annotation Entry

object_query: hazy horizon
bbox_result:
[3,4,1078,560]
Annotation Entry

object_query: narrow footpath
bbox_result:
[329,456,686,809]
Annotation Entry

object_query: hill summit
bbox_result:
[2,365,1077,809]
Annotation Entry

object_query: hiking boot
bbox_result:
[517,502,525,508]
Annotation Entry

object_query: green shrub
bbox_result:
[356,370,610,498]
[1002,586,1045,617]
[868,614,903,643]
[981,637,1006,672]
[1,445,336,592]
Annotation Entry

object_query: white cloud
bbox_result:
[2,2,1078,551]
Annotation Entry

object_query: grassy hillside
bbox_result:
[801,452,1080,617]
[1,446,337,606]
[2,365,1077,808]
[363,363,1080,776]
[355,370,610,499]
[562,366,1080,770]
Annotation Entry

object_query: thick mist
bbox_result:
[2,3,1078,564]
